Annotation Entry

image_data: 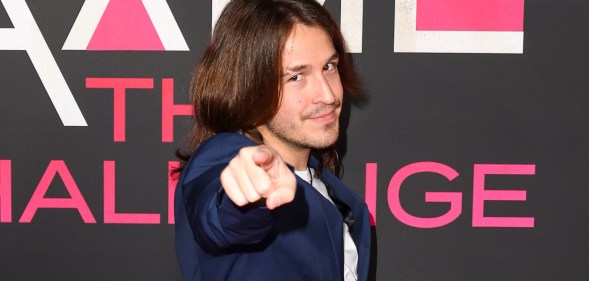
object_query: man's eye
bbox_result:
[323,62,337,71]
[289,74,303,82]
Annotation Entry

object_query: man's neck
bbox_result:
[266,140,310,170]
[275,145,310,171]
[256,128,310,170]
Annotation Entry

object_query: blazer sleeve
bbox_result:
[181,135,274,253]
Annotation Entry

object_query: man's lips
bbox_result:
[307,110,337,122]
[302,100,342,121]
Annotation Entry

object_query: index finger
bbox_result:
[252,146,276,171]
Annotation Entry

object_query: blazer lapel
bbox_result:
[295,176,344,280]
[320,169,372,281]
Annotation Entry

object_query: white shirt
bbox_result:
[295,168,359,281]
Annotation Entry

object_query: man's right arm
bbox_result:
[182,145,296,253]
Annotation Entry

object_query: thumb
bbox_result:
[266,179,296,209]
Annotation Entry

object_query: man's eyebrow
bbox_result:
[283,64,309,76]
[327,52,340,63]
[282,52,340,77]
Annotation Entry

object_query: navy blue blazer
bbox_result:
[175,133,371,281]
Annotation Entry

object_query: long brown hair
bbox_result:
[176,0,359,175]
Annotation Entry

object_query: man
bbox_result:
[174,0,371,280]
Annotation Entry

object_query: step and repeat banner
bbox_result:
[1,0,587,280]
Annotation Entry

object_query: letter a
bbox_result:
[0,0,87,126]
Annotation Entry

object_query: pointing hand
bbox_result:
[220,145,296,209]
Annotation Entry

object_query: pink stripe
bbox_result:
[168,161,179,224]
[416,0,524,31]
[0,160,12,223]
[103,161,160,224]
[88,0,164,50]
[162,78,193,143]
[365,163,377,226]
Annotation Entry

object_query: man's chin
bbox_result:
[308,132,339,149]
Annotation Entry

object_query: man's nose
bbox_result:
[312,74,336,104]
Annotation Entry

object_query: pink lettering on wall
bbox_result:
[103,160,160,224]
[168,161,179,224]
[472,164,535,227]
[161,78,192,142]
[388,162,462,228]
[19,160,96,223]
[2,158,536,226]
[86,77,154,142]
[365,163,377,226]
[0,160,12,223]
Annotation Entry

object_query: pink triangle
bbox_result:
[88,0,164,51]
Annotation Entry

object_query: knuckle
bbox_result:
[232,196,248,207]
[255,178,272,196]
[224,187,246,206]
[243,190,261,203]
[238,147,252,158]
[220,168,230,179]
[227,158,239,169]
[220,169,235,185]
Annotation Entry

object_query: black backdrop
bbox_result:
[1,0,587,280]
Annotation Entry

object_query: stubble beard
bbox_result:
[265,114,340,151]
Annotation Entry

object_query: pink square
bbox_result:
[416,0,524,31]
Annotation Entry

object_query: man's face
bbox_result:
[260,24,343,153]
